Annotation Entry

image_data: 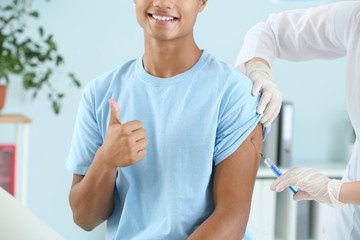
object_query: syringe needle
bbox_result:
[250,139,262,158]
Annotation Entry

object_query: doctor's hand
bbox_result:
[245,59,282,127]
[270,167,347,209]
[98,99,148,169]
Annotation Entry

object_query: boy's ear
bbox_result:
[198,0,208,13]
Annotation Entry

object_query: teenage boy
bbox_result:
[67,0,269,239]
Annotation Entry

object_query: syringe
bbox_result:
[250,139,297,195]
[263,155,298,195]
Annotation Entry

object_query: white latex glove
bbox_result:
[246,61,282,127]
[270,167,347,209]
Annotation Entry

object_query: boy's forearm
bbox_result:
[187,208,247,240]
[69,149,118,231]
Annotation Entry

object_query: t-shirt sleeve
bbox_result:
[66,83,104,175]
[213,76,270,166]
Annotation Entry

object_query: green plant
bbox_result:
[0,0,80,114]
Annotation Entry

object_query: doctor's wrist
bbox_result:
[245,61,274,83]
[245,58,270,69]
[328,179,348,208]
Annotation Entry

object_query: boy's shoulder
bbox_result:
[93,59,137,87]
[203,51,253,93]
[83,58,138,97]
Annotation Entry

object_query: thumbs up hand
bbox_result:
[98,99,149,169]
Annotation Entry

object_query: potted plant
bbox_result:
[0,0,80,114]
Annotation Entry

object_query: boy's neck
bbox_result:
[142,35,202,78]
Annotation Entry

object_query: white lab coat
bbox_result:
[235,1,360,239]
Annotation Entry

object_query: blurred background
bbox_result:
[0,0,353,239]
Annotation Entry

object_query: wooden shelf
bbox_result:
[0,115,31,123]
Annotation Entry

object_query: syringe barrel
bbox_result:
[264,157,274,168]
[264,157,282,177]
[264,158,298,195]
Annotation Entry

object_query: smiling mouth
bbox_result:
[148,14,178,22]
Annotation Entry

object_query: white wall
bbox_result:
[0,0,351,239]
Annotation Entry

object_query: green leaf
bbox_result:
[36,69,52,89]
[49,42,56,51]
[0,73,10,84]
[30,11,39,18]
[45,35,56,50]
[39,27,44,37]
[0,17,6,24]
[58,93,64,98]
[13,0,19,5]
[21,38,31,45]
[46,34,53,42]
[52,101,60,114]
[68,73,81,87]
[56,55,63,66]
[74,79,81,87]
[4,6,13,11]
[23,72,36,89]
[7,57,24,74]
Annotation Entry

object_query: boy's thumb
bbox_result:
[108,99,121,126]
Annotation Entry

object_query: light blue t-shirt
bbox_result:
[67,50,269,240]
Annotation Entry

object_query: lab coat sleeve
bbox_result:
[235,1,360,73]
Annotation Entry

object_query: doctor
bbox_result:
[236,1,360,239]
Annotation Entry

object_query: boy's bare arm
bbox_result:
[188,123,262,239]
[69,99,148,231]
[69,157,117,231]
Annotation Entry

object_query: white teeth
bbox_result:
[152,15,175,21]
